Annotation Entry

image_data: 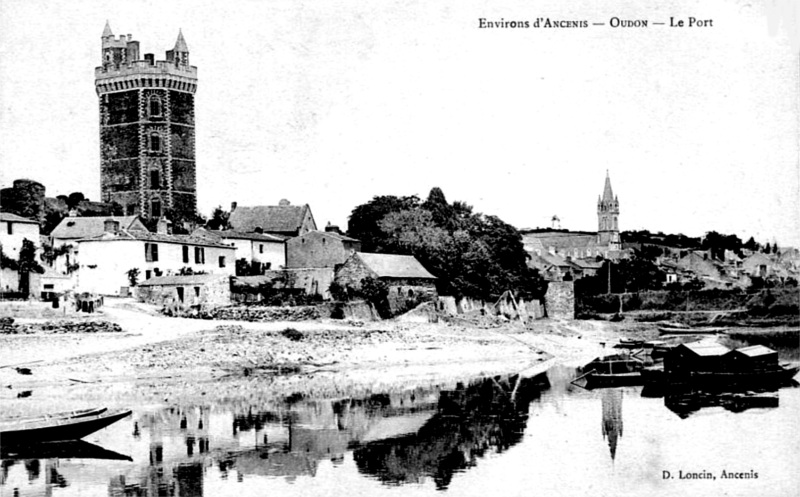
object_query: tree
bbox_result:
[126,268,140,286]
[347,195,420,252]
[18,238,44,296]
[206,206,230,230]
[346,188,546,301]
[67,192,85,209]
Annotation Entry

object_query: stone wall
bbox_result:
[546,281,575,319]
[201,305,321,321]
[0,317,123,334]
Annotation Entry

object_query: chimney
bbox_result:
[156,217,171,235]
[144,53,154,65]
[103,219,119,234]
[325,222,342,235]
[231,201,237,212]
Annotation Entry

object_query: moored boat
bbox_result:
[579,356,645,388]
[0,408,132,446]
[658,326,727,335]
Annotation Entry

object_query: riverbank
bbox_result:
[0,298,634,412]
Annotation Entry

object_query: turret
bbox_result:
[166,29,190,67]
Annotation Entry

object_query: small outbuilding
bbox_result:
[136,273,231,309]
[334,252,437,313]
[664,341,731,374]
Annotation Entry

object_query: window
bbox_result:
[149,132,161,152]
[194,287,200,297]
[259,244,263,254]
[150,170,160,189]
[151,199,161,218]
[5,223,11,235]
[194,247,205,264]
[182,246,189,263]
[145,270,152,280]
[126,204,136,215]
[44,284,54,290]
[219,256,226,268]
[148,96,162,117]
[177,287,184,303]
[145,243,159,262]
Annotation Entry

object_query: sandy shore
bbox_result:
[0,298,640,415]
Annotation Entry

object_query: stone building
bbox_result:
[228,200,317,237]
[95,22,198,225]
[334,252,437,313]
[136,273,231,308]
[286,228,361,269]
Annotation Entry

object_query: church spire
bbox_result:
[602,170,614,203]
[102,20,113,38]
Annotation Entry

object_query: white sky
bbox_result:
[1,0,798,246]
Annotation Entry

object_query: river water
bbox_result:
[2,342,799,497]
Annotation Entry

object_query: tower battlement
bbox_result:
[97,22,198,226]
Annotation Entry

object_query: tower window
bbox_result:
[148,96,162,117]
[151,198,161,218]
[150,170,161,189]
[149,132,161,152]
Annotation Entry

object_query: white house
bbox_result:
[193,228,286,271]
[77,220,236,295]
[0,211,40,260]
[49,215,148,274]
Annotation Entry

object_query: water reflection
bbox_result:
[352,372,550,490]
[1,348,797,497]
[662,386,782,419]
[601,389,623,461]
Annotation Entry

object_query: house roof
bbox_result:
[196,228,286,243]
[80,229,234,249]
[292,230,360,243]
[678,341,731,357]
[0,212,38,224]
[357,253,436,279]
[229,204,314,234]
[138,274,228,286]
[569,258,603,270]
[51,216,145,239]
[730,345,777,358]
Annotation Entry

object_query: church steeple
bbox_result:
[597,171,621,250]
[102,21,113,39]
[602,170,614,203]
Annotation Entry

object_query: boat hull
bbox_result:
[0,409,132,446]
[585,372,644,388]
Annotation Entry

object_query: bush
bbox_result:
[281,327,305,341]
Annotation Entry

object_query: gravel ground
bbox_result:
[0,298,627,414]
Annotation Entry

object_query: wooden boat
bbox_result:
[580,356,645,388]
[0,407,107,427]
[0,408,131,446]
[658,326,727,335]
[613,338,645,349]
[677,363,800,387]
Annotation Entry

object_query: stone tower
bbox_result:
[95,22,197,225]
[597,171,621,250]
